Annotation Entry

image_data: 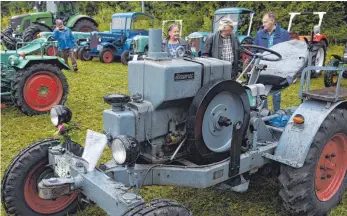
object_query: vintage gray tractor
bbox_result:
[0,37,70,115]
[2,29,347,216]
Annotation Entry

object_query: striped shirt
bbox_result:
[221,37,234,64]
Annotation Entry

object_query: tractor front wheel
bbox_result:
[11,63,69,116]
[311,41,327,78]
[23,24,52,42]
[0,31,17,50]
[121,50,130,65]
[1,138,85,216]
[124,199,192,216]
[100,48,114,63]
[45,45,58,56]
[72,19,98,32]
[78,47,93,61]
[324,59,340,87]
[279,108,347,215]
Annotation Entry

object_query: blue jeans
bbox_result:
[264,92,281,112]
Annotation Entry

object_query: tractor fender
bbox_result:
[100,42,117,50]
[66,15,98,28]
[15,57,70,70]
[271,99,347,168]
[313,34,329,47]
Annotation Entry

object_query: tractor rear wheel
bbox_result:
[72,19,98,32]
[23,24,52,42]
[311,41,327,78]
[121,50,130,65]
[324,59,340,87]
[0,31,17,50]
[78,47,93,61]
[100,48,114,63]
[123,199,192,216]
[11,63,69,116]
[1,138,85,216]
[279,108,347,215]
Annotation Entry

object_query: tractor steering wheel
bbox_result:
[240,44,282,62]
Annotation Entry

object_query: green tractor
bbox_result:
[324,43,347,87]
[1,1,98,50]
[1,37,70,116]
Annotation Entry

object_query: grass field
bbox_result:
[1,46,347,216]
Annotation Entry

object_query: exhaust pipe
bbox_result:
[147,29,170,60]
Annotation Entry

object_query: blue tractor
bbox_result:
[187,7,255,61]
[79,12,154,64]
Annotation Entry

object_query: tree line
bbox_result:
[1,1,346,44]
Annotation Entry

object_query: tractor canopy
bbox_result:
[111,12,154,38]
[213,7,255,37]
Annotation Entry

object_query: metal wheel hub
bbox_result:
[202,91,244,153]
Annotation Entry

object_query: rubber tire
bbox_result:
[279,109,347,216]
[78,47,93,61]
[324,59,340,87]
[121,50,130,65]
[74,47,81,60]
[11,63,69,116]
[23,24,52,42]
[3,25,13,36]
[72,19,98,32]
[0,31,17,50]
[99,48,114,64]
[310,41,327,78]
[124,198,192,216]
[1,138,85,216]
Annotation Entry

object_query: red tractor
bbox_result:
[287,12,328,77]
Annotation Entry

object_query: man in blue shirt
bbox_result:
[53,19,78,72]
[254,12,290,112]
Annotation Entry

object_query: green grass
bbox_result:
[1,46,347,216]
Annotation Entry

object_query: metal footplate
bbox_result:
[42,148,146,216]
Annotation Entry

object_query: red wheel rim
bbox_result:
[103,51,113,63]
[23,71,63,112]
[47,46,57,56]
[315,133,347,201]
[24,160,77,214]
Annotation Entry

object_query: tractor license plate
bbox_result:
[55,157,71,177]
[82,129,108,172]
[97,45,103,51]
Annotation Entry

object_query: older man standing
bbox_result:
[53,19,78,72]
[202,18,241,80]
[254,12,290,112]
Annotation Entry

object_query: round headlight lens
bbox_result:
[50,108,59,126]
[49,105,72,127]
[111,138,127,164]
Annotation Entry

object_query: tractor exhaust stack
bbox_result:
[147,29,170,60]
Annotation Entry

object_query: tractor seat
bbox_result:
[257,40,308,90]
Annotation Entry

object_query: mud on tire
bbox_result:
[279,108,347,216]
[11,63,69,116]
[1,138,85,216]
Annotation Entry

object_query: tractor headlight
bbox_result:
[111,136,140,165]
[50,105,72,127]
[8,55,19,66]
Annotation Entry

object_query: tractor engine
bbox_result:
[103,29,250,164]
